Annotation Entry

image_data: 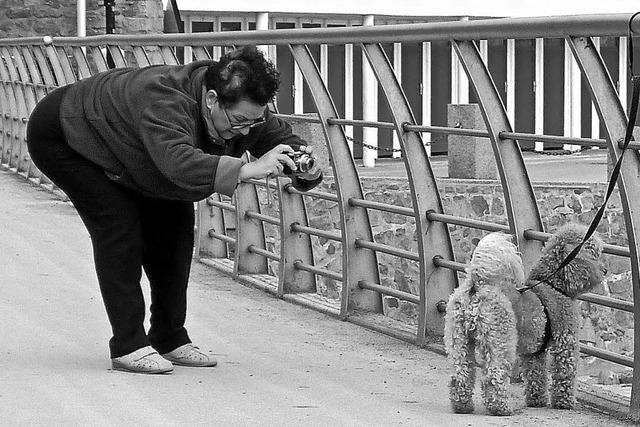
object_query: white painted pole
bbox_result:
[392,42,402,158]
[362,15,377,167]
[619,36,628,114]
[77,0,86,37]
[563,40,581,151]
[255,12,269,58]
[345,41,354,155]
[479,40,488,64]
[506,39,515,126]
[294,19,304,114]
[591,37,600,143]
[451,17,469,105]
[422,41,432,157]
[534,38,545,151]
[184,16,192,64]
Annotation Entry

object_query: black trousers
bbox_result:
[27,87,193,358]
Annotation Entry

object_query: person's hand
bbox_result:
[238,144,298,181]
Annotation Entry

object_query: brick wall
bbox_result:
[0,0,164,38]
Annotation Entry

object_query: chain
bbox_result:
[345,135,430,153]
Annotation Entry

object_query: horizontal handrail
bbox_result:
[426,212,511,233]
[355,238,420,261]
[245,210,280,226]
[207,199,236,212]
[208,230,236,245]
[349,198,414,216]
[524,229,631,257]
[5,14,637,47]
[248,245,281,262]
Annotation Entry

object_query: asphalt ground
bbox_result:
[0,161,632,426]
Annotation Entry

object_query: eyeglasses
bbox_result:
[221,107,265,130]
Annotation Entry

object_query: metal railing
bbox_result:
[1,13,640,419]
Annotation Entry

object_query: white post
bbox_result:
[591,37,600,143]
[451,17,469,105]
[255,12,269,58]
[563,40,581,151]
[362,15,377,167]
[392,42,402,158]
[77,0,86,37]
[212,18,222,60]
[506,39,515,126]
[184,16,192,64]
[535,38,545,151]
[320,19,328,85]
[345,41,354,155]
[294,19,304,114]
[479,40,488,64]
[619,36,628,113]
[422,41,432,157]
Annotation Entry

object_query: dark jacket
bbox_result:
[59,60,305,201]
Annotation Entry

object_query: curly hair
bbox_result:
[204,45,280,107]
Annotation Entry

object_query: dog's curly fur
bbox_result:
[444,224,605,415]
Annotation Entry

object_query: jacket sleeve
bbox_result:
[138,98,245,197]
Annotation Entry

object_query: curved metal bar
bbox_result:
[289,43,382,317]
[191,46,211,61]
[160,46,179,65]
[106,45,127,68]
[452,40,544,271]
[70,46,92,79]
[565,35,640,418]
[195,194,228,260]
[2,46,29,174]
[0,50,20,170]
[277,179,316,295]
[55,46,76,83]
[362,42,457,340]
[132,46,151,68]
[88,46,109,73]
[234,182,268,276]
[43,44,69,86]
[9,46,37,176]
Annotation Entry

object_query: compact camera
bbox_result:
[287,151,316,174]
[283,150,316,176]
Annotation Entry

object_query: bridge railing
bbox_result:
[1,13,640,419]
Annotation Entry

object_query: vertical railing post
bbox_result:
[277,180,316,296]
[289,44,382,318]
[194,195,229,261]
[452,40,544,271]
[234,182,268,276]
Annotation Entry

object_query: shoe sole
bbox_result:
[162,358,217,368]
[111,361,174,374]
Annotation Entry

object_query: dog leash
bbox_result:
[517,13,640,294]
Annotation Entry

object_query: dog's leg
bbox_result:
[522,352,548,407]
[448,334,476,413]
[477,322,516,415]
[549,330,578,409]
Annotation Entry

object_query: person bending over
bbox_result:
[27,45,321,374]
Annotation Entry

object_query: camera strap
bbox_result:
[517,15,640,293]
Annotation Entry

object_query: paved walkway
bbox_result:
[0,168,629,426]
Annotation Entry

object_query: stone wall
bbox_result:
[0,0,164,38]
[256,175,633,380]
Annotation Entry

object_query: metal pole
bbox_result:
[104,0,115,68]
[77,0,86,37]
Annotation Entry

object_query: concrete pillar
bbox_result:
[447,104,497,179]
[362,14,377,167]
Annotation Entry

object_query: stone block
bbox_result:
[447,104,497,179]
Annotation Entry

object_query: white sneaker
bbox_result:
[161,344,217,367]
[111,346,174,374]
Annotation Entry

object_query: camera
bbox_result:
[288,151,316,173]
[283,151,316,176]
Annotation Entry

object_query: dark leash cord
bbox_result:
[517,12,640,294]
